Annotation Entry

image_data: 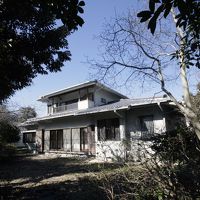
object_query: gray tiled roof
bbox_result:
[22,97,171,125]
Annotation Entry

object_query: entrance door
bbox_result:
[80,127,88,152]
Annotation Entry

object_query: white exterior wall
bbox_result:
[94,89,121,106]
[38,116,94,130]
[126,105,166,139]
[23,103,167,160]
[78,100,94,110]
[95,105,166,161]
[125,105,166,161]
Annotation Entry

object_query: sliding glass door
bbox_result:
[50,130,63,150]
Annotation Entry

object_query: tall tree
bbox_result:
[137,0,200,69]
[17,107,37,123]
[90,10,200,140]
[0,0,85,102]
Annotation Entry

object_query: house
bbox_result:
[19,80,180,160]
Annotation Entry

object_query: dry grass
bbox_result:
[0,155,121,200]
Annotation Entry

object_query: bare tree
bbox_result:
[17,106,37,123]
[90,11,200,140]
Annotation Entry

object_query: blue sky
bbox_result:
[8,0,199,116]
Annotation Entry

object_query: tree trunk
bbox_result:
[171,10,200,140]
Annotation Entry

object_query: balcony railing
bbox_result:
[53,102,78,113]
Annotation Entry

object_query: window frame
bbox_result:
[97,118,120,141]
[50,129,63,150]
[139,115,154,140]
[23,132,36,143]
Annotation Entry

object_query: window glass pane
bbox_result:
[57,130,63,149]
[50,130,63,150]
[88,93,94,101]
[97,120,105,141]
[23,132,36,143]
[65,99,78,105]
[97,118,120,141]
[140,115,154,138]
[80,88,87,101]
[50,130,57,149]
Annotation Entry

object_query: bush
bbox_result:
[91,165,164,200]
[0,121,20,160]
[149,126,200,199]
[0,121,20,144]
[0,144,17,161]
[92,126,200,199]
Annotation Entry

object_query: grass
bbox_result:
[0,155,122,200]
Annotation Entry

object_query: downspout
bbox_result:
[157,102,163,112]
[114,108,127,160]
[114,109,124,118]
[157,102,167,132]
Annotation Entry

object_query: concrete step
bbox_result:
[45,151,90,158]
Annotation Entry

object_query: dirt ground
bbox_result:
[0,155,120,200]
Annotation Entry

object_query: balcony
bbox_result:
[52,102,78,113]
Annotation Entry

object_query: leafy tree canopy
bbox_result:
[0,0,85,102]
[137,0,200,69]
[191,83,200,120]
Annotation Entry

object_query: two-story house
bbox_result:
[20,80,180,159]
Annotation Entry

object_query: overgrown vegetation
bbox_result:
[0,105,20,159]
[89,126,200,200]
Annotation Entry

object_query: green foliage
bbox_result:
[0,0,85,101]
[151,126,200,199]
[0,104,20,144]
[137,0,200,69]
[191,83,200,120]
[0,144,17,160]
[92,127,200,199]
[0,121,20,144]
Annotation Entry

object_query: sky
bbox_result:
[8,0,200,116]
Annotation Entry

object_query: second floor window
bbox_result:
[80,88,88,101]
[80,87,94,101]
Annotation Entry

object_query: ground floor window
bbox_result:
[139,115,154,139]
[50,129,63,150]
[97,118,120,141]
[23,132,36,143]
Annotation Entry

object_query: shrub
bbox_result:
[149,126,200,199]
